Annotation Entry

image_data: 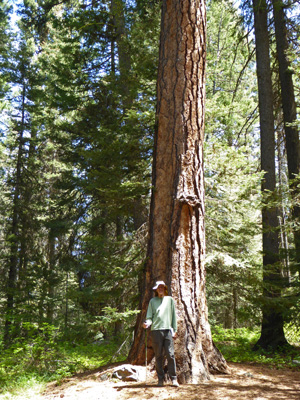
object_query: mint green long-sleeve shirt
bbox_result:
[145,296,177,333]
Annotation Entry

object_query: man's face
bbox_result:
[157,284,165,297]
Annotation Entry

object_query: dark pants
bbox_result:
[151,329,177,381]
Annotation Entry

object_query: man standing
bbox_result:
[143,281,179,387]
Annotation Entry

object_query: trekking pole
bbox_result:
[145,328,148,385]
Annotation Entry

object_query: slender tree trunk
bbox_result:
[252,0,288,350]
[46,232,56,322]
[64,272,69,332]
[233,287,238,329]
[272,0,300,274]
[128,0,228,382]
[277,128,291,282]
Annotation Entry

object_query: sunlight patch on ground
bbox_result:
[0,383,45,400]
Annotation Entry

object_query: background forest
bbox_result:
[0,0,300,393]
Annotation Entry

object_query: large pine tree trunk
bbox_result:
[272,0,300,275]
[128,0,228,382]
[252,0,288,350]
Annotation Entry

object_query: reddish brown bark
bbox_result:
[128,0,228,382]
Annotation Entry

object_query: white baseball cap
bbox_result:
[152,280,167,290]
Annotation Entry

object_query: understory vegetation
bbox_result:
[0,322,128,395]
[212,325,300,368]
[0,325,299,398]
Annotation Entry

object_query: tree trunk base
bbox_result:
[128,324,230,383]
[253,335,291,352]
[207,342,230,375]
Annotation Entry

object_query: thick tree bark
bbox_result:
[272,0,300,274]
[252,0,288,350]
[128,0,228,382]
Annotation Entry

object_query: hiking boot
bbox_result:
[157,379,164,387]
[172,379,179,387]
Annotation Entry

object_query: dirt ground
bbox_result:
[43,362,300,400]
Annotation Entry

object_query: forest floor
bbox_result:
[42,361,300,400]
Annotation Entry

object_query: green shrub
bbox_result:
[212,325,300,369]
[0,323,127,394]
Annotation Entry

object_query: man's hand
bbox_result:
[173,332,178,339]
[143,321,151,329]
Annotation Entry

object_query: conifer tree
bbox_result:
[272,0,300,275]
[3,26,39,343]
[252,0,288,350]
[128,0,228,382]
[204,0,261,328]
[0,0,10,101]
